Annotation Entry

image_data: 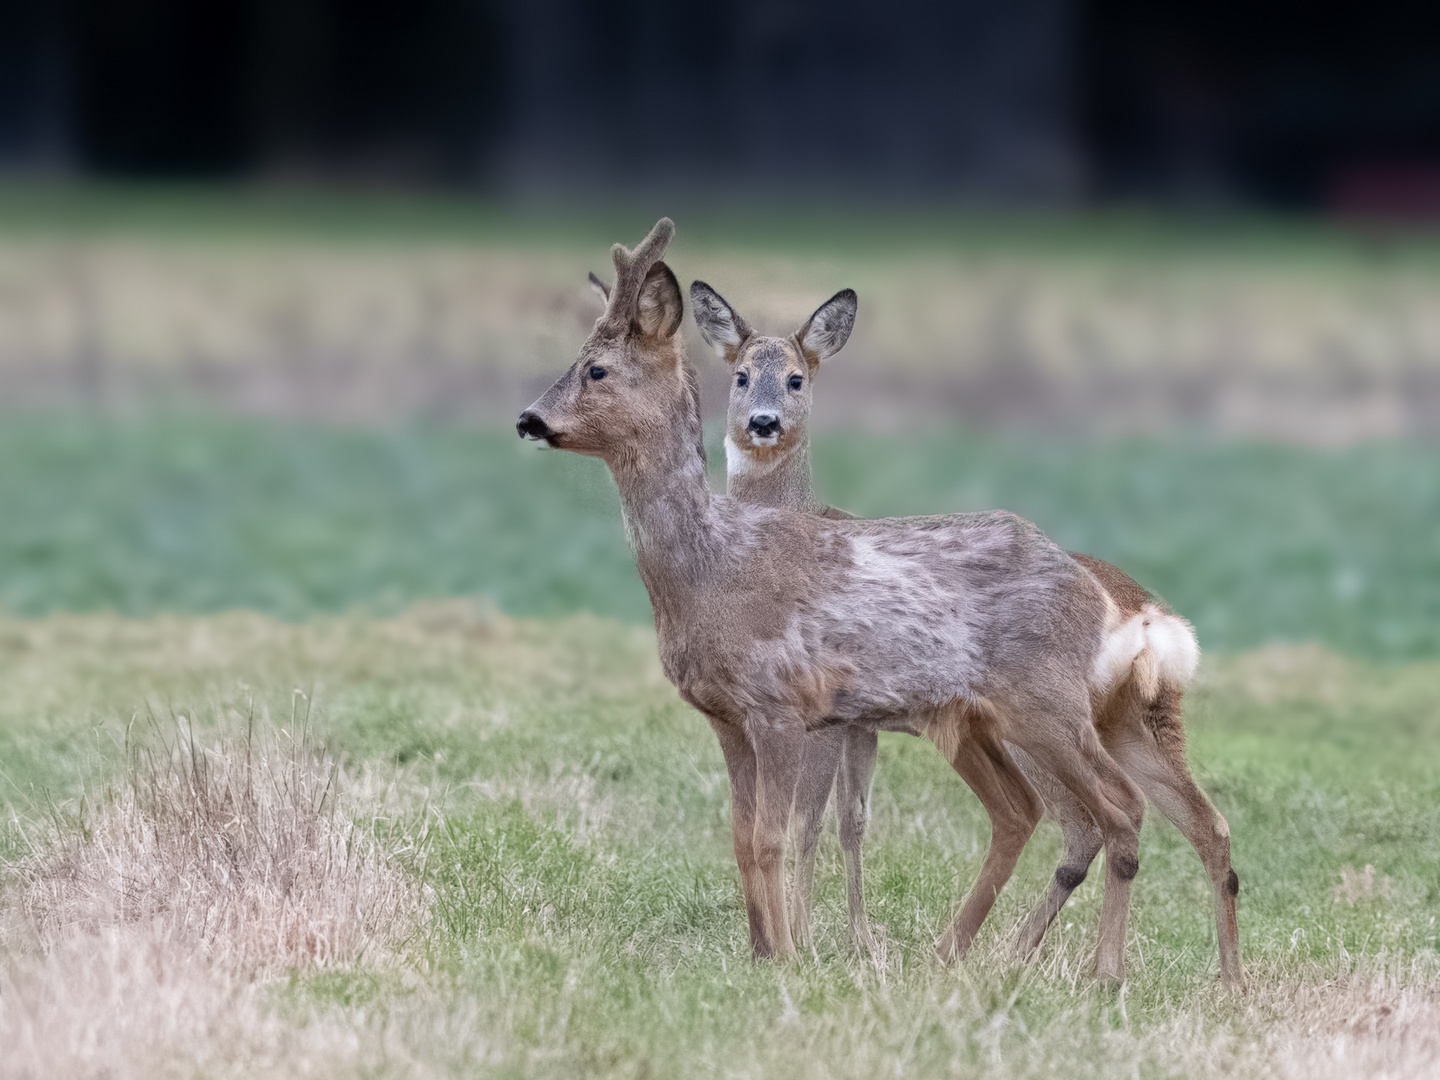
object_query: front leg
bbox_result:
[789,726,844,948]
[708,717,769,956]
[748,715,808,960]
[837,725,881,955]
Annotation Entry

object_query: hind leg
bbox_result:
[1106,688,1244,989]
[935,721,1044,962]
[1008,692,1145,984]
[788,726,844,948]
[836,725,880,954]
[1010,754,1105,957]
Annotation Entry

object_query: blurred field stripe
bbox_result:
[0,414,1434,658]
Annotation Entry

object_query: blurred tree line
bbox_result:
[3,0,1440,208]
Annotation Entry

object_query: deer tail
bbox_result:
[1091,603,1199,705]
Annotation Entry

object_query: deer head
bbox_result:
[517,219,687,462]
[690,282,857,461]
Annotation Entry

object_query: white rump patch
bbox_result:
[1090,603,1200,703]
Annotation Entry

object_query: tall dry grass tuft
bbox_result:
[4,711,426,972]
[0,711,431,1079]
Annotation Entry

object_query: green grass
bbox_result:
[2,609,1437,1077]
[1,414,1438,658]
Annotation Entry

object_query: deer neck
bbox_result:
[607,365,723,589]
[725,432,825,514]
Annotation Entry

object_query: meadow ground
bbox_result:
[0,606,1437,1079]
[0,417,1436,1078]
[1,193,1439,1077]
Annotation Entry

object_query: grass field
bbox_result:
[0,414,1437,1077]
[2,189,1439,1077]
[1,606,1437,1078]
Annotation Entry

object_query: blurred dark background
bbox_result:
[6,0,1440,211]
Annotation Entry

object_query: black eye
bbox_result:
[788,374,804,391]
[735,372,749,388]
[589,366,607,381]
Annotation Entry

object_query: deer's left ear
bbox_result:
[795,289,858,367]
[636,261,683,339]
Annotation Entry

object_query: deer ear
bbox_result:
[689,280,753,365]
[588,271,612,306]
[795,289,857,366]
[636,261,683,339]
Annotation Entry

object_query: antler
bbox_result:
[600,217,675,330]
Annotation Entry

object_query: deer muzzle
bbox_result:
[516,409,556,442]
[747,412,781,440]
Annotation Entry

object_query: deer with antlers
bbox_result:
[688,279,1243,987]
[517,219,1226,985]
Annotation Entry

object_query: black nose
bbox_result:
[517,410,553,440]
[748,413,780,438]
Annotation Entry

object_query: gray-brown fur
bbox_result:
[520,220,1153,974]
[701,280,1242,987]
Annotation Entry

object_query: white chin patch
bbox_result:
[748,433,779,448]
[724,434,781,477]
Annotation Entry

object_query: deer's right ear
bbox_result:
[689,281,753,366]
[588,271,612,307]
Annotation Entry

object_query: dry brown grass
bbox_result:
[0,927,360,1080]
[0,716,431,1079]
[4,717,425,971]
[1141,960,1440,1080]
